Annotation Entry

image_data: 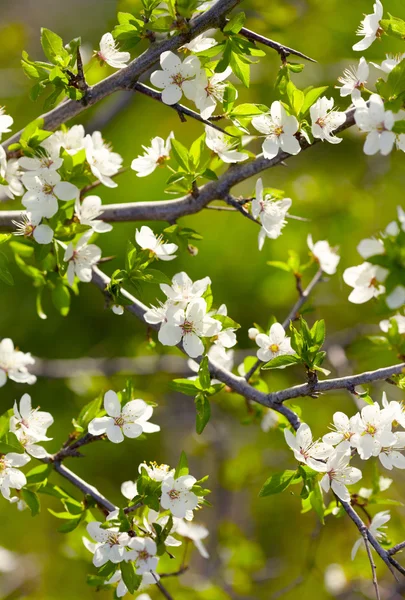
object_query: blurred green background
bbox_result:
[1,0,405,598]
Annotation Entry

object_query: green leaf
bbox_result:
[0,432,25,454]
[382,58,405,99]
[392,119,405,134]
[170,378,200,396]
[300,86,329,116]
[0,252,14,286]
[170,139,190,171]
[309,484,325,524]
[310,319,326,347]
[381,14,405,40]
[0,234,12,245]
[223,13,246,34]
[195,392,211,434]
[40,28,68,64]
[120,561,142,593]
[21,489,40,516]
[212,313,240,330]
[198,356,211,390]
[261,354,301,370]
[174,451,189,478]
[52,283,71,316]
[259,470,300,497]
[230,51,250,87]
[76,395,103,430]
[26,463,52,485]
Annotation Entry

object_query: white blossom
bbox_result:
[88,389,160,443]
[12,212,53,245]
[284,423,333,472]
[10,393,53,440]
[144,302,168,325]
[381,392,405,428]
[86,521,130,566]
[194,67,232,120]
[138,461,174,482]
[351,403,396,460]
[19,147,63,175]
[158,298,221,358]
[84,131,123,188]
[253,178,292,250]
[351,510,390,560]
[310,97,346,144]
[320,442,362,503]
[380,314,405,334]
[372,52,405,74]
[64,231,102,286]
[343,262,387,304]
[337,57,369,100]
[44,125,85,156]
[386,286,405,310]
[74,195,112,233]
[0,147,23,199]
[97,33,130,69]
[261,410,279,433]
[175,518,209,558]
[131,132,174,177]
[0,338,36,387]
[323,411,360,446]
[188,343,234,383]
[378,432,405,470]
[205,126,248,163]
[160,272,211,308]
[354,94,395,156]
[135,225,178,260]
[21,170,78,219]
[0,107,13,140]
[121,480,138,500]
[357,237,384,259]
[252,101,301,159]
[160,474,199,519]
[307,234,340,275]
[352,0,384,51]
[181,29,218,53]
[150,51,201,105]
[255,322,294,363]
[248,327,259,340]
[127,537,159,574]
[0,452,30,501]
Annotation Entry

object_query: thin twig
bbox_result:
[362,529,381,600]
[131,82,232,136]
[389,542,405,556]
[236,24,317,63]
[152,572,174,600]
[225,194,259,224]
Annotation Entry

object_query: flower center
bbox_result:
[107,532,120,546]
[43,183,55,195]
[181,320,194,334]
[365,423,377,436]
[273,125,284,137]
[269,343,279,353]
[369,276,378,288]
[114,415,125,428]
[138,549,151,561]
[316,117,326,129]
[168,489,181,500]
[171,72,186,87]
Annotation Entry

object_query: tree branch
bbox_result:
[389,543,405,556]
[237,25,317,63]
[0,108,357,231]
[1,0,241,154]
[362,529,381,600]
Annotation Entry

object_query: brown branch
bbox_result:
[236,24,317,63]
[390,542,405,556]
[362,529,382,600]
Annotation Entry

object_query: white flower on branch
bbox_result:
[181,29,218,53]
[248,327,259,341]
[158,298,221,358]
[194,67,232,120]
[45,124,85,156]
[310,97,346,144]
[74,195,112,233]
[144,302,168,325]
[135,225,178,261]
[138,461,174,482]
[160,474,199,519]
[307,234,340,275]
[19,147,63,175]
[127,537,159,574]
[22,170,79,219]
[64,231,102,286]
[352,0,383,52]
[160,271,211,308]
[385,286,405,310]
[381,392,405,428]
[150,51,201,105]
[205,126,248,163]
[320,442,362,503]
[108,570,156,599]
[371,52,405,74]
[84,131,123,188]
[0,147,24,199]
[0,452,30,502]
[12,211,53,245]
[175,518,210,558]
[351,402,396,460]
[351,510,390,560]
[188,343,234,383]
[261,409,279,433]
[380,314,405,334]
[121,480,138,500]
[252,178,292,250]
[131,132,174,177]
[86,521,130,566]
[354,94,395,156]
[96,33,130,69]
[284,423,333,472]
[323,411,359,446]
[357,236,384,259]
[336,57,369,100]
[255,322,294,363]
[143,509,181,549]
[343,262,387,304]
[378,432,405,470]
[251,101,301,159]
[10,393,53,440]
[0,338,36,387]
[0,107,13,140]
[88,389,160,443]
